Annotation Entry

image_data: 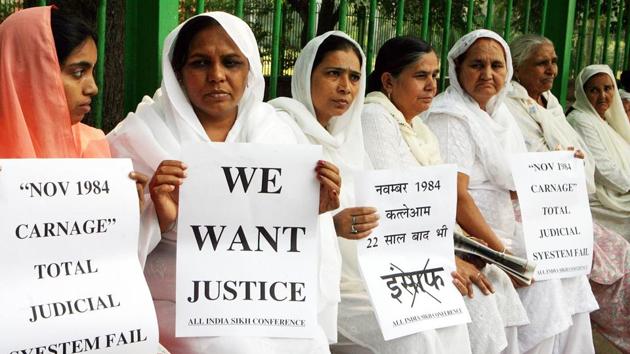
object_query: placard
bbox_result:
[176,143,321,338]
[511,151,593,280]
[355,165,470,341]
[0,158,159,353]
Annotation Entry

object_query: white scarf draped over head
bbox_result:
[507,81,596,193]
[364,91,442,166]
[270,31,370,206]
[425,29,527,190]
[568,64,630,212]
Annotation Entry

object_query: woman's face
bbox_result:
[623,99,630,120]
[456,38,507,110]
[310,48,362,126]
[180,24,249,124]
[584,73,614,119]
[386,51,439,120]
[515,43,557,98]
[61,38,98,125]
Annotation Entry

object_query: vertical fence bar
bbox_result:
[466,0,475,32]
[624,1,630,69]
[613,0,624,72]
[366,0,377,73]
[485,0,494,29]
[269,0,282,98]
[338,0,348,32]
[591,0,601,63]
[576,0,590,72]
[94,0,106,129]
[545,0,577,107]
[421,0,430,40]
[196,0,204,14]
[440,0,452,91]
[235,0,244,18]
[540,0,549,34]
[396,0,405,36]
[307,0,317,40]
[504,0,513,41]
[602,0,613,63]
[524,0,532,33]
[38,0,46,6]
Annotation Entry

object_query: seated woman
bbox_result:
[107,12,341,354]
[566,65,630,241]
[620,89,630,120]
[423,29,598,354]
[506,35,630,353]
[361,36,528,354]
[270,32,472,354]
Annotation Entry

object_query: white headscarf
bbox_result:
[269,31,370,206]
[620,88,630,102]
[425,29,527,190]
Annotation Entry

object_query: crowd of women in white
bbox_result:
[4,6,628,354]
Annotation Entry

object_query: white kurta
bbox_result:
[107,12,331,354]
[362,100,528,354]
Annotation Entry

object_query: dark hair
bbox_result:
[311,35,363,72]
[171,16,220,74]
[50,8,96,65]
[620,70,630,91]
[366,36,434,93]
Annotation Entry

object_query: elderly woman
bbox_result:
[424,29,598,354]
[507,34,630,353]
[566,65,630,241]
[620,89,630,120]
[107,12,341,354]
[270,32,473,354]
[361,36,528,354]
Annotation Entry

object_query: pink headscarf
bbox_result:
[0,6,109,158]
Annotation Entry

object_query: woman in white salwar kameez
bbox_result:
[423,29,598,354]
[566,65,630,242]
[106,12,342,354]
[361,36,528,354]
[506,35,630,353]
[270,31,472,354]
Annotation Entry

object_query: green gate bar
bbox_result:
[307,0,317,40]
[576,0,590,73]
[613,0,624,72]
[591,0,601,63]
[421,0,430,40]
[466,0,474,32]
[545,0,576,107]
[396,0,405,36]
[439,0,452,91]
[523,0,531,33]
[540,0,548,35]
[338,0,348,32]
[624,2,630,69]
[602,0,613,63]
[94,0,106,129]
[269,0,282,98]
[196,0,204,14]
[235,0,244,18]
[504,0,513,41]
[38,0,46,6]
[485,0,494,29]
[366,0,377,73]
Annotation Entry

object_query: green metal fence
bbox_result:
[2,0,630,129]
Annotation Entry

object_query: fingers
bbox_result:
[317,160,339,175]
[351,213,380,224]
[471,271,493,295]
[316,161,341,187]
[451,271,469,297]
[344,229,373,240]
[346,206,378,216]
[319,175,340,196]
[129,171,149,185]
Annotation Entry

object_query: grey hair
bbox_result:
[509,34,554,70]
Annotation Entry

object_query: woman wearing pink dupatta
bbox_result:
[0,6,109,158]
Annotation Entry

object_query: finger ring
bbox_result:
[475,272,482,280]
[351,224,358,234]
[351,216,356,225]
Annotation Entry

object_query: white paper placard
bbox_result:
[0,158,159,353]
[511,151,593,280]
[176,143,321,338]
[355,164,470,341]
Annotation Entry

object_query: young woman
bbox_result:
[107,12,341,354]
[270,31,473,354]
[361,36,528,354]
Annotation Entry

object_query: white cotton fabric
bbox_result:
[270,31,472,354]
[620,88,630,101]
[505,81,596,194]
[361,93,529,354]
[423,29,597,353]
[107,12,331,354]
[567,65,630,239]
